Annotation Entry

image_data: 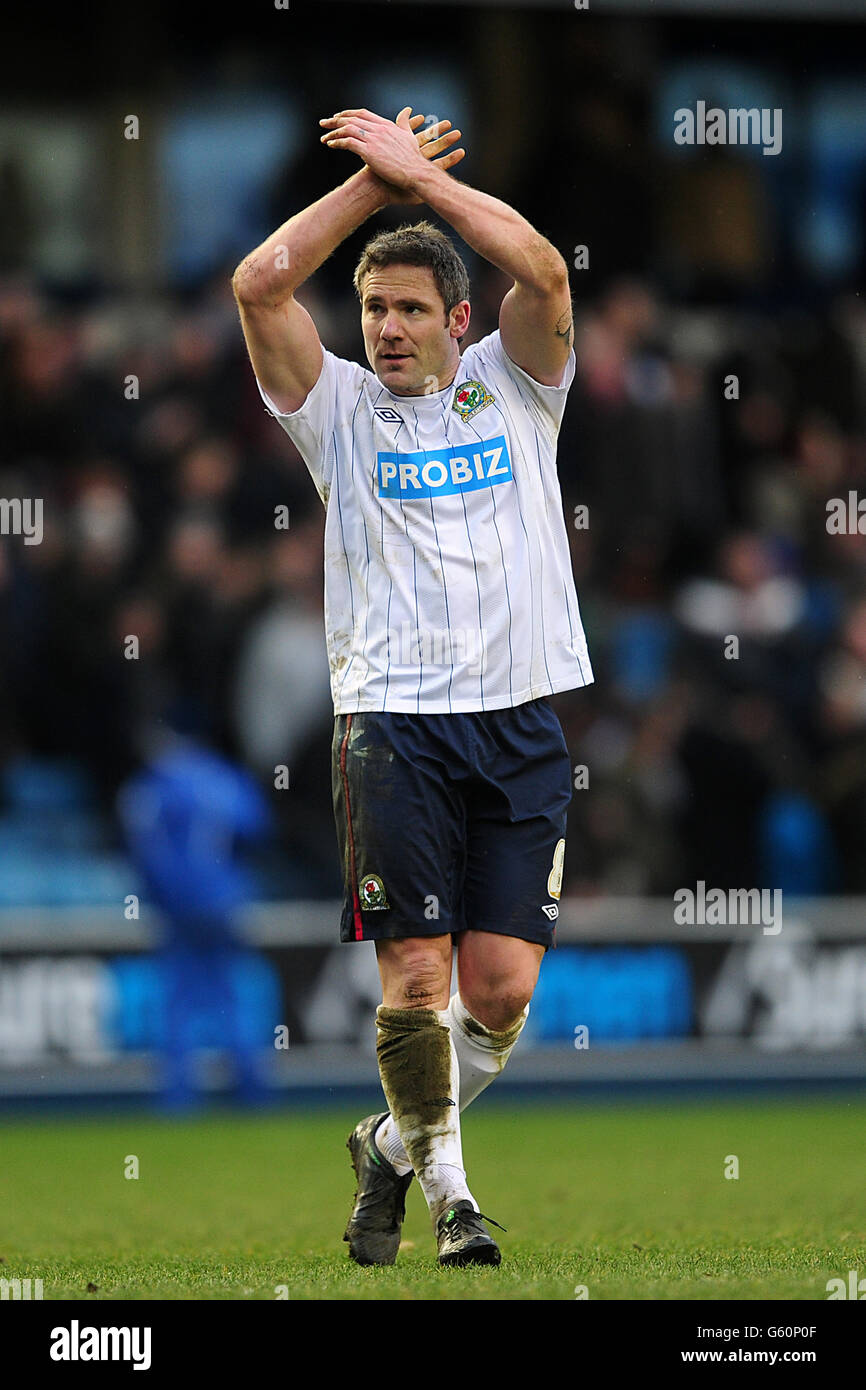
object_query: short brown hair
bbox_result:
[353,220,470,315]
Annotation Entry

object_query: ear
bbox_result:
[449,299,471,340]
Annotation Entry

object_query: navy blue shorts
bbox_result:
[331,698,571,948]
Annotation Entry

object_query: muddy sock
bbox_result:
[375,1005,474,1220]
[377,995,529,1176]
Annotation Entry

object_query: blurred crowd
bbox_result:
[1,247,865,900]
[557,279,866,896]
[0,266,339,897]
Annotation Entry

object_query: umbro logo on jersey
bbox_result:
[541,904,559,921]
[377,435,512,500]
[373,406,403,423]
[452,379,494,421]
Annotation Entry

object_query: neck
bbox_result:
[388,355,460,397]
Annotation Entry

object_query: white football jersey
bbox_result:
[256,329,593,713]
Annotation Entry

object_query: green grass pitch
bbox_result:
[2,1098,864,1300]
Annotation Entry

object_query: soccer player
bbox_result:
[232,106,593,1267]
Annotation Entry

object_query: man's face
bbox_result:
[360,263,469,396]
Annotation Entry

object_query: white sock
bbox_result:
[447,992,530,1107]
[375,1005,475,1220]
[376,1114,416,1176]
[375,993,529,1180]
[415,1010,475,1217]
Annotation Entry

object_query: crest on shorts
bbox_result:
[359,873,389,911]
[547,839,565,900]
[452,379,494,422]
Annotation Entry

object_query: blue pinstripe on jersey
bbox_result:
[336,383,367,708]
[440,399,486,709]
[437,390,456,711]
[486,381,551,693]
[518,392,590,686]
[464,408,515,705]
[331,423,359,705]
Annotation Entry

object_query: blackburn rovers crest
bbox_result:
[452,378,494,422]
[359,873,389,910]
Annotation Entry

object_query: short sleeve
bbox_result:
[255,349,364,497]
[468,329,576,438]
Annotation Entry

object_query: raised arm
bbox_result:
[320,109,572,387]
[232,170,384,415]
[233,110,465,415]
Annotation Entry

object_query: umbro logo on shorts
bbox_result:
[377,435,512,500]
[541,904,559,920]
